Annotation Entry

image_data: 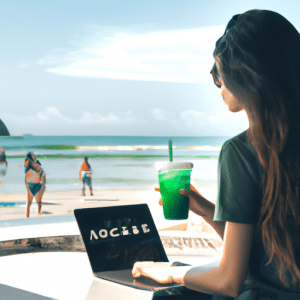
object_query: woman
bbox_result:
[79,157,93,196]
[24,152,46,217]
[133,10,300,299]
[0,147,8,185]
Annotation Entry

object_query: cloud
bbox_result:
[78,110,138,124]
[151,108,167,121]
[208,110,248,124]
[179,109,207,127]
[36,107,74,123]
[38,25,225,83]
[19,62,31,69]
[148,108,249,134]
[179,109,248,127]
[2,106,248,136]
[2,106,142,126]
[152,108,248,128]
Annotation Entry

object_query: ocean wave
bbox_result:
[75,145,221,151]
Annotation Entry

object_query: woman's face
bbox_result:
[31,153,36,161]
[215,57,245,113]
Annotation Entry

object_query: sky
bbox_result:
[1,0,300,136]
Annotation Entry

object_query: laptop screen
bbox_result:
[74,204,169,273]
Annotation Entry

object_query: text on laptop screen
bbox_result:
[74,204,168,273]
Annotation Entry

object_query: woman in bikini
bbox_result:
[133,10,300,299]
[25,152,46,217]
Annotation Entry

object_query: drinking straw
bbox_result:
[168,140,173,162]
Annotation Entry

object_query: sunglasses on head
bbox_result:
[210,62,221,88]
[210,15,240,89]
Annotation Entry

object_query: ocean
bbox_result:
[0,135,231,195]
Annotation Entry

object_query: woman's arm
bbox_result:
[31,161,42,173]
[183,222,254,297]
[24,159,31,173]
[133,222,254,297]
[42,172,46,185]
[180,186,225,240]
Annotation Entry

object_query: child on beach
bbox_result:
[24,152,46,217]
[79,157,93,196]
[133,10,300,299]
[0,147,8,186]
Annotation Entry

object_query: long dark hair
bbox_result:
[84,157,91,170]
[26,152,34,161]
[213,10,300,287]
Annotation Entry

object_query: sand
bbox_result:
[0,180,218,234]
[0,188,157,221]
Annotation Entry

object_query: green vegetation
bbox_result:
[6,154,218,159]
[32,145,76,150]
[0,136,24,139]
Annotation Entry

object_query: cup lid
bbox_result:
[158,162,193,173]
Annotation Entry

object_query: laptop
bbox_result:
[74,203,212,298]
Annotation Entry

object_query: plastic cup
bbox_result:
[158,162,193,220]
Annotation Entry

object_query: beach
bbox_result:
[0,188,156,221]
[0,179,218,233]
[0,181,222,300]
[0,135,222,235]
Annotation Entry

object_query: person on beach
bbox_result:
[24,152,46,217]
[0,147,8,186]
[79,157,93,196]
[133,10,300,299]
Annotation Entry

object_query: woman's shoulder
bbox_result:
[221,130,257,158]
[220,130,263,185]
[223,130,248,146]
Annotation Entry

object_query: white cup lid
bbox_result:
[158,162,193,173]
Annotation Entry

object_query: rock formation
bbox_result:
[0,119,10,136]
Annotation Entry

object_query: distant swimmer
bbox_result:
[0,147,8,186]
[24,152,46,217]
[79,157,93,196]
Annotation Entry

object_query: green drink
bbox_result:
[158,162,193,220]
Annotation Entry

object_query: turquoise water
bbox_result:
[0,135,230,148]
[0,156,219,194]
[0,135,228,194]
[0,135,229,157]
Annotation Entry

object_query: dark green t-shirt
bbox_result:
[212,131,300,300]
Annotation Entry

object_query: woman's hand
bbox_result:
[154,187,163,206]
[179,186,209,217]
[132,261,191,284]
[155,184,224,239]
[155,184,208,217]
